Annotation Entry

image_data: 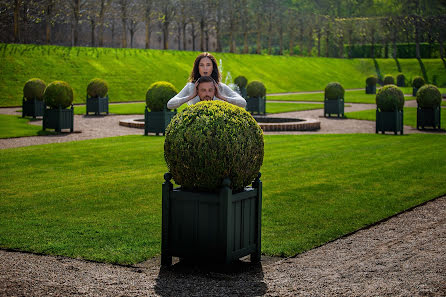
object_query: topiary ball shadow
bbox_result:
[164,101,264,192]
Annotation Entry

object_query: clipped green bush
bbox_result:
[416,85,442,109]
[324,82,345,100]
[87,78,108,98]
[23,78,46,101]
[43,81,74,109]
[146,81,178,112]
[365,76,377,86]
[234,76,248,89]
[246,81,266,98]
[383,75,395,85]
[164,101,264,192]
[376,85,405,112]
[412,76,425,88]
[396,73,405,87]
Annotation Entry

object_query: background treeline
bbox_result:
[0,0,445,58]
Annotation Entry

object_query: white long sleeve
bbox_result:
[218,83,247,108]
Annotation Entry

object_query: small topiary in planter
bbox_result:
[412,76,425,96]
[365,76,377,94]
[86,78,109,115]
[246,80,266,114]
[162,101,264,265]
[416,84,442,130]
[145,81,178,136]
[396,73,405,87]
[324,82,345,118]
[22,78,46,118]
[375,85,405,135]
[383,74,395,85]
[43,81,74,133]
[234,75,248,98]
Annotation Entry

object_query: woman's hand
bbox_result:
[214,83,227,102]
[187,81,199,101]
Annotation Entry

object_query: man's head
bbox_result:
[197,76,216,101]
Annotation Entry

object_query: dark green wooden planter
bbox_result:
[365,85,376,94]
[246,96,266,115]
[22,97,45,118]
[375,109,403,135]
[324,97,344,118]
[239,87,247,99]
[397,77,405,87]
[412,87,419,97]
[43,105,74,133]
[144,107,176,136]
[86,95,109,115]
[417,106,441,130]
[161,173,262,266]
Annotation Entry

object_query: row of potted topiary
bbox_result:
[365,75,427,96]
[234,76,267,115]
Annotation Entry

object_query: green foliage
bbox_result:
[412,76,425,88]
[43,81,74,109]
[366,76,377,86]
[145,81,177,112]
[376,85,405,111]
[324,82,345,100]
[383,74,395,85]
[23,78,46,101]
[164,101,264,192]
[246,80,266,98]
[396,73,405,87]
[416,85,442,108]
[87,78,108,98]
[234,76,248,89]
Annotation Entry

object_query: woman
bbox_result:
[166,52,246,109]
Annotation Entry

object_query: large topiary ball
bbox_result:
[246,81,266,98]
[164,101,264,192]
[396,73,405,87]
[416,85,442,109]
[234,76,248,89]
[383,75,395,85]
[43,81,74,109]
[412,76,425,88]
[23,78,46,101]
[376,85,405,112]
[366,76,377,86]
[146,81,178,112]
[324,82,345,100]
[87,78,108,98]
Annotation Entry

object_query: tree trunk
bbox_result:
[191,23,196,51]
[145,21,151,49]
[370,29,375,58]
[415,17,421,59]
[317,29,321,57]
[14,0,20,43]
[98,0,106,47]
[267,20,272,55]
[200,19,205,51]
[177,25,181,50]
[325,27,329,57]
[73,0,80,46]
[182,23,187,50]
[122,18,127,48]
[243,31,248,54]
[205,27,209,51]
[163,22,169,49]
[91,19,95,46]
[256,19,261,54]
[289,28,294,55]
[279,25,283,55]
[111,21,115,47]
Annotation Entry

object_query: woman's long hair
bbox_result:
[189,52,221,83]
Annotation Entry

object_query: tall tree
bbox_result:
[158,0,176,50]
[68,0,87,46]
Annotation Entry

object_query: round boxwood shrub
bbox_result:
[23,78,46,101]
[383,75,395,85]
[164,101,264,192]
[396,73,405,87]
[324,82,344,100]
[376,85,405,112]
[412,76,425,89]
[87,78,108,98]
[234,76,248,89]
[366,76,377,86]
[416,85,442,109]
[146,81,178,112]
[246,81,266,98]
[43,81,74,109]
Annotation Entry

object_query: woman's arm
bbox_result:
[166,83,197,110]
[216,83,247,108]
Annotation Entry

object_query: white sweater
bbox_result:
[167,82,247,110]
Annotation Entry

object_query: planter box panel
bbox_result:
[43,106,74,133]
[412,87,419,97]
[324,98,344,118]
[417,107,441,129]
[365,85,376,94]
[246,97,266,115]
[144,108,176,136]
[86,96,109,115]
[376,109,403,135]
[22,98,45,118]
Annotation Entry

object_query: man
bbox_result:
[196,76,217,101]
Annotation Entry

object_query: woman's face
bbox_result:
[198,57,213,77]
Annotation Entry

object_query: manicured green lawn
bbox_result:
[0,114,46,138]
[346,107,446,128]
[1,134,445,264]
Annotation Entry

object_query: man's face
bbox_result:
[197,81,215,101]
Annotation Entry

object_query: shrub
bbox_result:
[43,81,74,109]
[396,73,405,87]
[87,78,108,98]
[146,81,178,112]
[164,101,264,192]
[365,76,377,86]
[23,78,46,101]
[324,82,345,100]
[376,85,405,112]
[234,76,248,89]
[383,75,395,85]
[246,81,266,98]
[416,85,442,109]
[412,76,425,88]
